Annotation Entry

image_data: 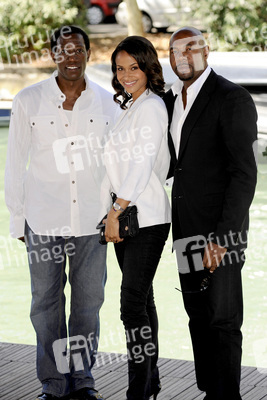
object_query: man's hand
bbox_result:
[203,242,227,272]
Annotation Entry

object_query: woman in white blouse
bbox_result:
[102,36,171,400]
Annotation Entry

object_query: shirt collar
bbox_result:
[47,70,91,101]
[171,65,211,97]
[125,88,151,111]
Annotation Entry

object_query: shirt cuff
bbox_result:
[10,216,26,239]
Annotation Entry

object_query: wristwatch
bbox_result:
[113,202,125,212]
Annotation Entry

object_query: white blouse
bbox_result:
[100,90,171,229]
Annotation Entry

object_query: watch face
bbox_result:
[113,202,123,211]
[113,202,120,211]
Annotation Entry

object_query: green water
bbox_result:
[1,126,267,369]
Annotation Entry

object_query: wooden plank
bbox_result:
[259,376,267,387]
[95,351,127,372]
[0,343,35,363]
[94,370,128,393]
[242,385,267,399]
[241,368,267,387]
[158,376,199,399]
[1,342,267,400]
[159,358,188,377]
[162,359,195,379]
[174,383,204,400]
[0,359,11,368]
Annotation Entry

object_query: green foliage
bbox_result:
[186,0,267,51]
[0,0,88,62]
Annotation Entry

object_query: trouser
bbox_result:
[25,222,107,397]
[114,223,170,400]
[179,252,244,400]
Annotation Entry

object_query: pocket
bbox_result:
[30,115,57,147]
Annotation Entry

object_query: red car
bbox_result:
[87,0,122,24]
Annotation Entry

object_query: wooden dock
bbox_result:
[0,342,267,400]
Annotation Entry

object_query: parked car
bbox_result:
[115,0,200,33]
[87,0,122,25]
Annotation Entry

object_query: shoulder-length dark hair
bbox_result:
[111,36,165,109]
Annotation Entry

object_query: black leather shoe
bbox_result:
[70,388,105,400]
[36,394,69,400]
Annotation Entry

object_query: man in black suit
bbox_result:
[164,27,258,399]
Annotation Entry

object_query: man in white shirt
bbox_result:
[164,27,257,400]
[5,25,117,400]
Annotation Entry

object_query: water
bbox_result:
[0,126,267,368]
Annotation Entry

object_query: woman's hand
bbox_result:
[104,197,131,243]
[104,210,124,243]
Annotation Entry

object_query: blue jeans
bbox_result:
[114,223,170,400]
[25,222,107,397]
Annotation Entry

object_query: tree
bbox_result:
[187,0,267,51]
[124,0,144,36]
[0,0,88,62]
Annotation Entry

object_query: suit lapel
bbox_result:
[177,70,217,163]
[164,89,178,165]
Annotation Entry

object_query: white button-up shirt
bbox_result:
[100,90,171,228]
[5,71,117,238]
[171,66,211,157]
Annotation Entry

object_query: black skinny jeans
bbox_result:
[114,223,170,400]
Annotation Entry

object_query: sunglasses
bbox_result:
[175,268,212,294]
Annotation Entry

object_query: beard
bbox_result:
[175,63,194,81]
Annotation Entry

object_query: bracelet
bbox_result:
[113,202,125,212]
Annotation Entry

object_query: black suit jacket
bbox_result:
[164,69,258,250]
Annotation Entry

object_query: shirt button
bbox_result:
[61,95,64,98]
[71,161,74,165]
[50,121,54,124]
[65,124,68,127]
[178,195,183,199]
[58,105,61,109]
[73,200,76,203]
[32,122,35,125]
[71,142,74,145]
[72,181,75,184]
[90,119,93,122]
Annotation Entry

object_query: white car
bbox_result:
[115,0,200,33]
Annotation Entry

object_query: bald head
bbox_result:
[170,26,205,44]
[169,26,209,87]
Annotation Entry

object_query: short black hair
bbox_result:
[50,25,90,52]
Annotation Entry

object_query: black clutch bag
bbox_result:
[96,193,139,245]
